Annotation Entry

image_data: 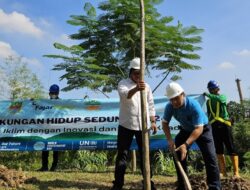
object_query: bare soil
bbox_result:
[0,165,26,189]
[189,174,250,190]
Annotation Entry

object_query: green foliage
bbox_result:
[153,150,176,175]
[45,0,203,94]
[242,151,250,174]
[59,150,109,172]
[2,148,250,175]
[243,99,250,118]
[187,150,205,174]
[1,150,110,172]
[232,119,250,159]
[0,56,46,100]
[227,101,245,122]
[0,151,41,170]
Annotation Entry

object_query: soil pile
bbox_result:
[0,165,26,188]
[189,174,250,190]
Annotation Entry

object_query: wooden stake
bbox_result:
[131,150,137,173]
[139,0,151,189]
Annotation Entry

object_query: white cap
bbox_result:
[129,57,140,70]
[165,82,184,99]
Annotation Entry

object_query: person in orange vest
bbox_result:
[204,80,240,178]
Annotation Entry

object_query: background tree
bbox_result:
[227,100,250,170]
[227,101,245,122]
[0,56,46,172]
[0,56,46,100]
[45,0,203,95]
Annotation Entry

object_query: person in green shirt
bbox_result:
[204,80,240,178]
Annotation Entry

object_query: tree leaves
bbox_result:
[0,56,45,100]
[45,0,204,95]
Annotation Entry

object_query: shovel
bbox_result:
[172,150,192,190]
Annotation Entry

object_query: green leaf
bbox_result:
[45,0,203,96]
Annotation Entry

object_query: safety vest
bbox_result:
[208,99,231,126]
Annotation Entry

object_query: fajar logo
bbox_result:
[32,101,53,111]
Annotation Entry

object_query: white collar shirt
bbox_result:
[118,78,155,131]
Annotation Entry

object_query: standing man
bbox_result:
[204,80,240,178]
[37,84,60,172]
[162,82,221,190]
[111,58,157,190]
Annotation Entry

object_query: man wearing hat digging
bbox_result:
[162,82,221,190]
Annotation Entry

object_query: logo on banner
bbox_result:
[32,101,53,111]
[34,141,45,150]
[84,100,101,110]
[8,101,23,113]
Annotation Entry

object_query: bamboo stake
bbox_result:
[139,0,151,189]
[131,150,137,173]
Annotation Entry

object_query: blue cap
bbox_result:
[49,84,60,93]
[207,80,219,89]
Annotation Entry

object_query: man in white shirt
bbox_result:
[111,58,157,190]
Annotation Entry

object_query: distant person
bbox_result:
[37,84,60,172]
[204,80,240,178]
[162,82,221,190]
[111,58,157,190]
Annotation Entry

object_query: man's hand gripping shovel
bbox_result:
[171,145,192,190]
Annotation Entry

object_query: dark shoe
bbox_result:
[37,167,48,171]
[110,184,122,190]
[110,181,123,190]
[50,166,57,171]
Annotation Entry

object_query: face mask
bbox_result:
[50,95,58,99]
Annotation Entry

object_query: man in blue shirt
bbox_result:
[162,82,221,190]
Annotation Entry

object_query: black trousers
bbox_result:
[174,125,221,190]
[211,121,237,155]
[42,151,59,168]
[113,125,153,187]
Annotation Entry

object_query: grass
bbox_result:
[2,169,250,190]
[18,171,177,190]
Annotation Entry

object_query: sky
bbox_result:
[0,0,249,102]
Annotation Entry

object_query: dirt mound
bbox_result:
[189,174,250,190]
[0,165,26,188]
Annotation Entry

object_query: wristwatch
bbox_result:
[184,142,190,149]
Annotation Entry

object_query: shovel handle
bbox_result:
[172,150,192,190]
